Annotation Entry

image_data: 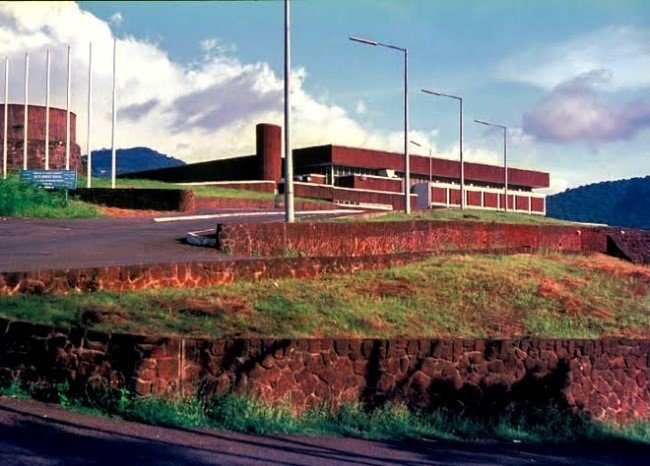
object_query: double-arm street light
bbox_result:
[421,88,464,210]
[409,139,432,209]
[349,35,410,213]
[474,119,508,211]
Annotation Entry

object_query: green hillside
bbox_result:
[547,176,650,230]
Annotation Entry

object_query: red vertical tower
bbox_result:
[256,123,282,182]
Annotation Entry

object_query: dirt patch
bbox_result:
[356,317,390,332]
[536,277,612,318]
[574,253,650,280]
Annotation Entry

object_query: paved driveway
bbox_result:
[0,209,350,272]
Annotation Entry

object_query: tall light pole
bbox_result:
[410,139,432,209]
[474,119,508,211]
[284,0,294,222]
[349,35,410,213]
[421,88,464,210]
[3,56,8,179]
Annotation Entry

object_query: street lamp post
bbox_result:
[349,35,410,213]
[284,0,294,222]
[409,139,432,209]
[421,88,464,210]
[474,119,508,211]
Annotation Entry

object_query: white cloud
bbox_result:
[199,38,217,52]
[355,99,367,115]
[109,12,122,26]
[496,26,650,91]
[523,70,650,143]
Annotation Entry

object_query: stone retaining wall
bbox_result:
[0,252,441,296]
[217,221,610,257]
[608,230,650,265]
[0,319,647,423]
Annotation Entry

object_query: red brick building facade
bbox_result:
[127,123,550,214]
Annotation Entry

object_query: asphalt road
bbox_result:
[1,397,647,466]
[0,209,347,272]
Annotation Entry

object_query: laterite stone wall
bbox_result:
[0,252,436,296]
[0,320,647,423]
[216,221,607,257]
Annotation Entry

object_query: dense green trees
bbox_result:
[547,176,650,230]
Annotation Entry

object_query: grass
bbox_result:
[2,381,648,445]
[0,174,101,218]
[1,253,647,339]
[332,208,583,226]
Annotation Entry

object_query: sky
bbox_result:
[1,0,649,194]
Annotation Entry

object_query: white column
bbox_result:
[23,53,28,170]
[111,38,117,189]
[45,49,50,170]
[86,42,92,188]
[3,56,8,179]
[65,44,71,170]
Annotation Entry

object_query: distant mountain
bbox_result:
[547,176,650,230]
[82,147,186,177]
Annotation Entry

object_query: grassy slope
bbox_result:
[345,208,583,226]
[0,175,100,218]
[1,253,647,339]
[0,174,278,219]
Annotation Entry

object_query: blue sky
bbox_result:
[2,1,649,193]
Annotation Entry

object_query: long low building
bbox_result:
[125,123,549,214]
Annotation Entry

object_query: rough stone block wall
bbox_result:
[0,321,646,423]
[216,221,591,257]
[607,230,650,266]
[0,252,434,296]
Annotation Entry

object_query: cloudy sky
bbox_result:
[1,1,649,193]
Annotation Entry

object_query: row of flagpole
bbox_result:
[2,39,117,188]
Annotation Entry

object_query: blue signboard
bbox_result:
[21,170,77,190]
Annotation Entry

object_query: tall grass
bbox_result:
[0,174,100,218]
[2,380,647,445]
